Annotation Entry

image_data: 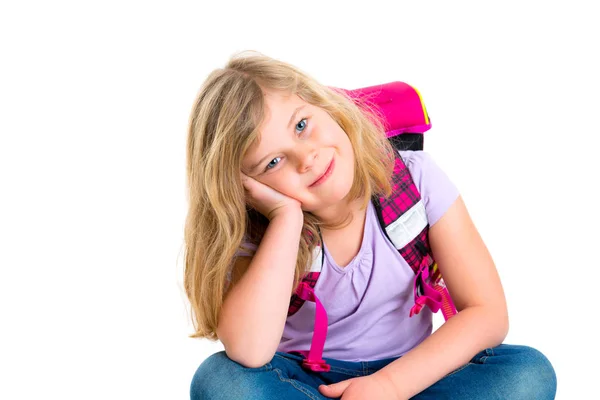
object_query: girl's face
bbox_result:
[242,89,355,213]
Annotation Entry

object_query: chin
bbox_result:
[332,175,355,201]
[307,189,353,213]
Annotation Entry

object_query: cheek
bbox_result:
[339,134,355,166]
[262,173,299,197]
[339,141,356,187]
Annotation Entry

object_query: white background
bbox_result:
[1,1,598,399]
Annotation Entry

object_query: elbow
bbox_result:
[224,345,274,369]
[217,325,278,369]
[493,320,509,346]
[218,330,275,369]
[463,304,509,346]
[498,308,509,341]
[488,304,509,344]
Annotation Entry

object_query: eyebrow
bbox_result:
[287,105,305,130]
[246,105,306,173]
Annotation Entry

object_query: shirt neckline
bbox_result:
[322,202,374,273]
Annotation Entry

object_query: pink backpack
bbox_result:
[289,82,457,372]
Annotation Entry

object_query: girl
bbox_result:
[184,51,556,399]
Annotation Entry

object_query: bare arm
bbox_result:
[376,196,509,399]
[216,210,304,368]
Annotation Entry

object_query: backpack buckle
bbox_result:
[409,296,426,317]
[302,358,331,372]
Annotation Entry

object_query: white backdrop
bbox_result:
[1,1,597,399]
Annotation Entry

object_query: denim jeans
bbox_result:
[190,344,556,399]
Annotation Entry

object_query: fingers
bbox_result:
[240,173,254,207]
[240,173,253,191]
[238,172,302,220]
[318,381,347,398]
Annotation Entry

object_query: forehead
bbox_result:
[260,90,306,131]
[242,90,307,164]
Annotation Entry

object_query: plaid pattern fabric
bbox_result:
[378,156,422,226]
[398,227,431,275]
[288,272,320,316]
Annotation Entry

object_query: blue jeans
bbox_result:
[190,344,556,399]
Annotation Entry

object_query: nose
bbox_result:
[296,143,318,173]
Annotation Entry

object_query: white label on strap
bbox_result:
[309,246,323,272]
[385,199,428,249]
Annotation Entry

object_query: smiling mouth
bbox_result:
[309,157,335,188]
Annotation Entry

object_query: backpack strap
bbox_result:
[288,243,324,316]
[374,152,457,321]
[373,154,428,253]
[292,283,331,372]
[287,245,331,372]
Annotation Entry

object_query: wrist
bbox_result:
[268,205,303,222]
[373,370,405,400]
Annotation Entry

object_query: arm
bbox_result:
[216,210,304,368]
[376,196,509,399]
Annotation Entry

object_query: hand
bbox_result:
[318,373,403,400]
[241,173,302,220]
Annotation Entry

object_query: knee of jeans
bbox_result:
[190,351,271,400]
[513,347,557,399]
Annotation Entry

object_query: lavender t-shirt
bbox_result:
[278,150,460,361]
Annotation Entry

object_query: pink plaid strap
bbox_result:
[293,282,331,372]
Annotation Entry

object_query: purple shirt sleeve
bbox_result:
[399,150,460,226]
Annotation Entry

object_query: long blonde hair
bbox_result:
[184,51,396,339]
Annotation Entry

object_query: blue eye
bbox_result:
[261,118,308,173]
[265,157,281,170]
[295,118,308,134]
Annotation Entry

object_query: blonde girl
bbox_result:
[184,51,556,400]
